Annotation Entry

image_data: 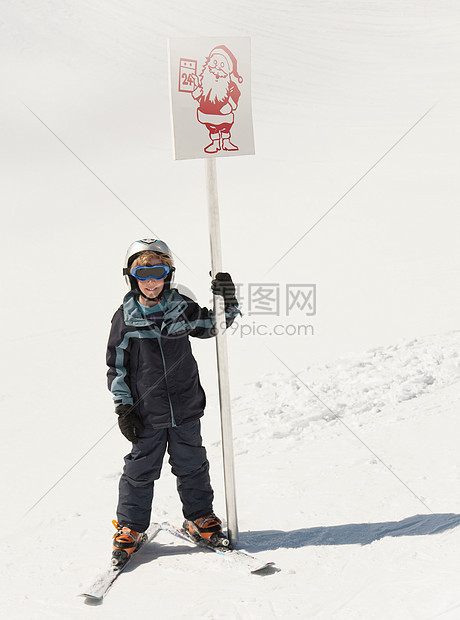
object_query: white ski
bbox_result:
[161,521,275,573]
[79,522,161,601]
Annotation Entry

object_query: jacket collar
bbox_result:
[122,289,189,328]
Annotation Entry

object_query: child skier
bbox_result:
[106,238,239,568]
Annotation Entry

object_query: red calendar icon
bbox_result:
[179,58,197,93]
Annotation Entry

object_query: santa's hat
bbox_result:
[210,45,243,83]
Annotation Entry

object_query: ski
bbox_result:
[79,522,161,601]
[161,521,274,573]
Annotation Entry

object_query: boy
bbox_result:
[106,238,239,568]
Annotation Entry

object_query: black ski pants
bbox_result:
[117,419,214,532]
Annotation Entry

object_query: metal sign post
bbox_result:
[206,157,238,545]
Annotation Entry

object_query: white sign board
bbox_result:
[168,37,255,160]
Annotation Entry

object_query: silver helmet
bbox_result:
[123,238,175,290]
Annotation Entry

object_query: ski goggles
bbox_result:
[131,264,171,281]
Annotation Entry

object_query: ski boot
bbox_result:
[111,520,146,568]
[183,513,230,548]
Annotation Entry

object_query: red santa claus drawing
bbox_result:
[189,45,243,154]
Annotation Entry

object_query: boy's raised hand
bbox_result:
[116,404,145,443]
[211,272,236,307]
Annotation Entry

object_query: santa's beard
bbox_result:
[200,65,230,104]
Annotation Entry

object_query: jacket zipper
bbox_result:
[158,337,176,428]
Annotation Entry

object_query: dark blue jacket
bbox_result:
[106,289,239,428]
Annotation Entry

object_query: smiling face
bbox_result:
[131,252,172,306]
[208,53,230,79]
[201,53,231,103]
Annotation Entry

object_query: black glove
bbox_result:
[116,404,144,443]
[211,272,236,307]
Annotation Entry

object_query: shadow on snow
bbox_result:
[238,513,460,553]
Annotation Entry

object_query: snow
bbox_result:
[1,1,460,618]
[5,334,460,619]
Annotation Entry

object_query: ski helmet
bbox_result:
[123,238,175,295]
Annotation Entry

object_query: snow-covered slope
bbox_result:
[1,0,459,390]
[1,0,460,618]
[234,330,460,443]
[3,331,460,619]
